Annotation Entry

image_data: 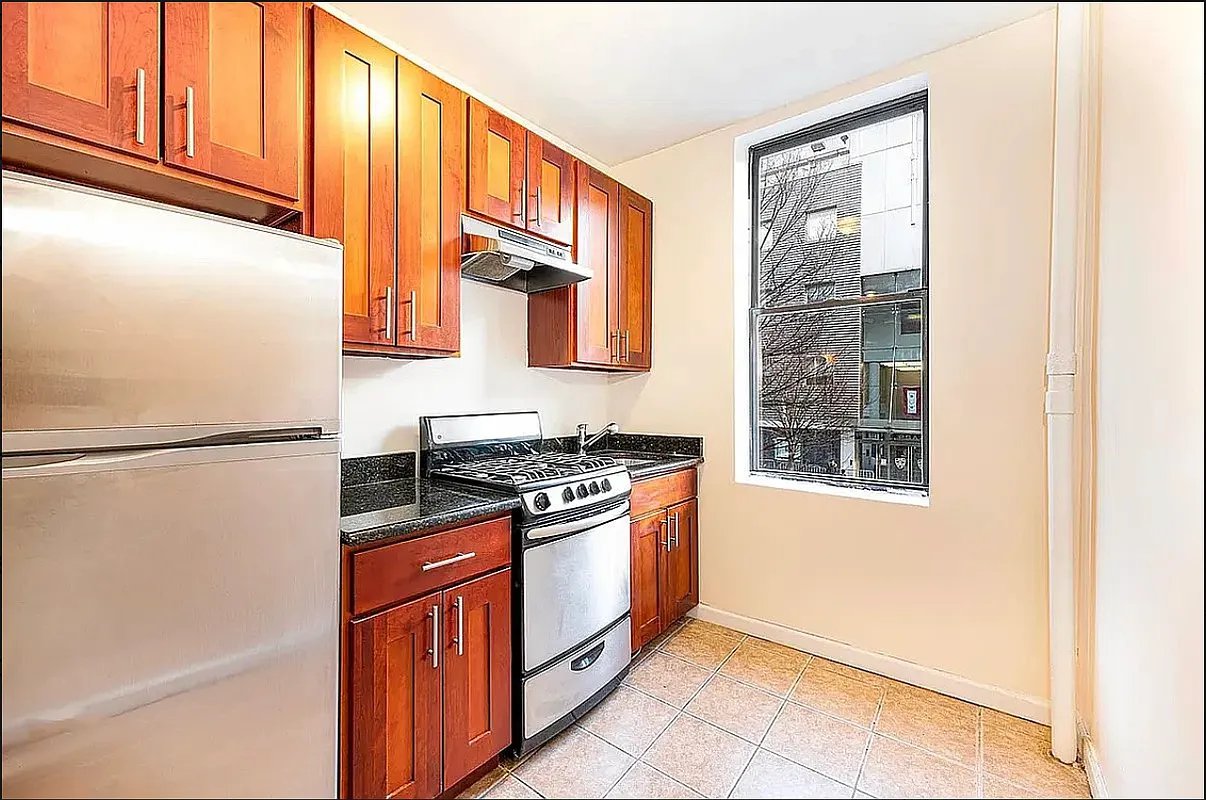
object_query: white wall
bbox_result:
[610,12,1058,703]
[1090,4,1204,797]
[341,281,611,456]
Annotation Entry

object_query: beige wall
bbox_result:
[1089,3,1204,797]
[342,281,611,456]
[610,11,1058,699]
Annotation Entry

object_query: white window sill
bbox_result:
[736,471,931,507]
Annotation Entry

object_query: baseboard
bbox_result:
[690,603,1050,724]
[1081,733,1108,798]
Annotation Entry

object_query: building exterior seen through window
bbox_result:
[749,93,928,492]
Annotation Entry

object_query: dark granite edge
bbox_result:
[627,455,703,481]
[340,489,520,547]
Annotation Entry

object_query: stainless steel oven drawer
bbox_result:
[521,514,630,671]
[523,617,630,740]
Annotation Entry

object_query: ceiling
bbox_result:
[332,2,1052,165]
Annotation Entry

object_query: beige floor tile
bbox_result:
[644,619,686,652]
[983,707,1050,740]
[685,674,783,743]
[857,735,977,799]
[642,714,756,798]
[791,666,885,728]
[458,765,508,798]
[483,775,541,799]
[762,702,871,785]
[624,652,712,708]
[874,683,978,765]
[809,657,892,687]
[514,726,633,799]
[744,636,811,660]
[678,618,745,643]
[982,716,1090,797]
[579,685,678,756]
[660,622,743,670]
[605,762,702,799]
[982,775,1042,798]
[730,748,854,799]
[854,793,876,799]
[719,639,810,696]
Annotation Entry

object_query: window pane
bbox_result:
[755,108,925,307]
[754,301,926,487]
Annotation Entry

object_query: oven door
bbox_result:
[521,507,631,672]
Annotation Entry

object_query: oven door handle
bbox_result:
[525,501,630,541]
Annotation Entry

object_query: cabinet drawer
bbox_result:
[630,468,697,518]
[351,516,511,615]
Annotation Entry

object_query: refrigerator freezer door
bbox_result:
[1,439,339,798]
[1,173,342,453]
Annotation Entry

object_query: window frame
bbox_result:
[743,87,930,497]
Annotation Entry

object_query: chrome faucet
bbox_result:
[577,421,619,455]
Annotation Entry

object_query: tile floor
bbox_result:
[460,619,1092,799]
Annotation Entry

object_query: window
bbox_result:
[748,91,928,493]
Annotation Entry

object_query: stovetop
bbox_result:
[431,452,620,488]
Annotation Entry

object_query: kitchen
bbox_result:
[1,3,1202,800]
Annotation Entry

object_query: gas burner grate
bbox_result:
[432,452,619,487]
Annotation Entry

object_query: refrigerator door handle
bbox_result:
[2,439,339,477]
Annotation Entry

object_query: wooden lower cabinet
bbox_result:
[442,570,512,789]
[344,518,513,798]
[349,592,443,799]
[629,470,700,652]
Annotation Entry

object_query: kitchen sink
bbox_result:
[611,456,656,467]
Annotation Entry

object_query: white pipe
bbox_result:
[1046,2,1088,765]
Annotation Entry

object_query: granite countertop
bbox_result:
[340,433,703,547]
[340,454,519,547]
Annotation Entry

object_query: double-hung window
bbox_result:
[748,91,928,494]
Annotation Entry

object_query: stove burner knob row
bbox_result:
[562,487,575,504]
[588,481,600,495]
[533,491,551,511]
[576,484,589,499]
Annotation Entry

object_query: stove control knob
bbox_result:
[588,481,600,495]
[577,484,589,499]
[562,487,575,504]
[601,478,612,492]
[533,492,551,512]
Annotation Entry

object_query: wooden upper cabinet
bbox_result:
[397,57,463,353]
[1,2,160,160]
[467,97,525,227]
[630,511,666,652]
[574,162,620,366]
[163,1,301,199]
[442,570,512,789]
[312,9,396,347]
[618,186,653,369]
[664,498,699,623]
[350,592,443,800]
[526,132,575,246]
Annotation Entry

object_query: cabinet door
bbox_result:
[526,132,575,246]
[631,511,667,652]
[574,162,620,366]
[663,499,699,624]
[350,593,443,800]
[313,10,396,346]
[163,2,301,199]
[1,2,159,159]
[397,57,463,353]
[617,186,653,369]
[467,97,525,227]
[443,570,512,789]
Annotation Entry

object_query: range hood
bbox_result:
[461,214,591,293]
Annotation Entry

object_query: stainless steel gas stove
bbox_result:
[420,412,632,755]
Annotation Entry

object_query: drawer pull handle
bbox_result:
[421,551,476,571]
[571,640,606,671]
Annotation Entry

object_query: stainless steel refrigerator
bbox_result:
[1,173,342,798]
